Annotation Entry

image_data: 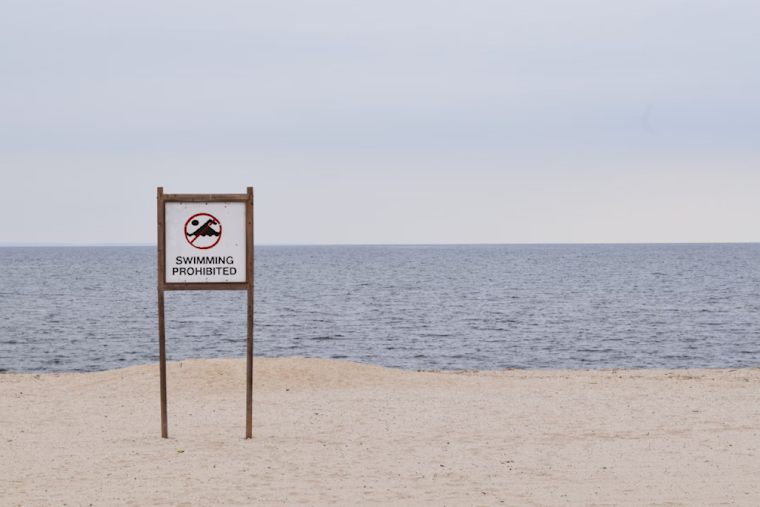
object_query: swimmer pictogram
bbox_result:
[184,213,222,249]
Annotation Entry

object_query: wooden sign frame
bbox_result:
[156,187,254,439]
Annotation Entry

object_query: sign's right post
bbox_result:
[246,187,254,439]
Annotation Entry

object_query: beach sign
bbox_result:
[157,188,254,439]
[165,202,247,283]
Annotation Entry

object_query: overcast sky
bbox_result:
[2,0,759,244]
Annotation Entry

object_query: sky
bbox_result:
[1,0,759,245]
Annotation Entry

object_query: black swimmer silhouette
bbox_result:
[187,219,219,238]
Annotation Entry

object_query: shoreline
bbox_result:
[4,357,759,376]
[3,357,759,506]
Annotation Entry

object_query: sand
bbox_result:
[1,358,759,506]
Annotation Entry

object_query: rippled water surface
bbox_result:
[1,244,759,372]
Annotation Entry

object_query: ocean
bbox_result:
[1,244,759,373]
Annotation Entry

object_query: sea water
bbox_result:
[1,244,759,372]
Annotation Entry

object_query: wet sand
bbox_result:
[2,358,759,506]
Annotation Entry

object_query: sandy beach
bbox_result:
[2,358,759,506]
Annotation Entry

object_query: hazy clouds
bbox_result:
[2,0,759,244]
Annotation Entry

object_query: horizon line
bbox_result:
[2,241,759,248]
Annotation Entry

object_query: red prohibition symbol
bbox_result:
[185,213,222,249]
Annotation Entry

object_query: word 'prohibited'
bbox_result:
[157,188,254,439]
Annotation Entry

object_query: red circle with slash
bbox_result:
[185,213,222,249]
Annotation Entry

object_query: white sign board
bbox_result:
[165,202,247,283]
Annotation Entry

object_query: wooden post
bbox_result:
[158,289,167,439]
[245,187,254,439]
[157,187,168,439]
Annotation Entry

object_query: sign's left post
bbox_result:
[156,187,168,438]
